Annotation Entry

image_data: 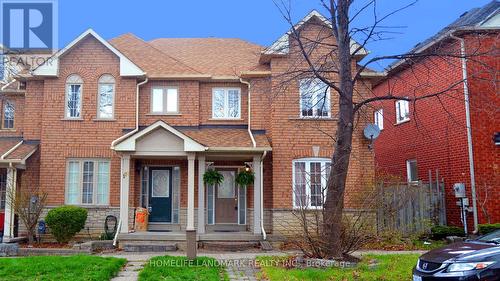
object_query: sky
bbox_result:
[56,0,493,70]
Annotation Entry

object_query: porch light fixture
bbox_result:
[244,162,253,172]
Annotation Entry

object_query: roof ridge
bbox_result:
[149,37,265,48]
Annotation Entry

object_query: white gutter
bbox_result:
[240,78,257,148]
[111,77,148,148]
[260,150,268,240]
[450,33,478,234]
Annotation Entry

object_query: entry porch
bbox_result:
[112,121,271,241]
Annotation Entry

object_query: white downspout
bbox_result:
[110,77,148,148]
[450,33,478,234]
[260,150,268,240]
[240,78,256,148]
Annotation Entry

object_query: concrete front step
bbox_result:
[121,242,178,252]
[200,241,260,251]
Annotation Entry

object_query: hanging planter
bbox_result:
[203,169,224,186]
[235,170,255,187]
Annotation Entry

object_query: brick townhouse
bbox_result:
[0,11,378,245]
[373,1,499,231]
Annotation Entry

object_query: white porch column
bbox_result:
[253,155,262,235]
[119,154,130,233]
[3,167,17,239]
[187,153,196,231]
[197,155,206,234]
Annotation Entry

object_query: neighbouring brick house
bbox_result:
[0,11,377,245]
[373,1,499,230]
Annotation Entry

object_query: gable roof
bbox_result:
[112,120,206,152]
[110,33,207,78]
[388,0,499,71]
[32,29,145,77]
[262,10,368,58]
[149,38,269,77]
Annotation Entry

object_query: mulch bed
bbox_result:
[19,242,73,249]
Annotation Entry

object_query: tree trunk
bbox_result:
[323,0,354,259]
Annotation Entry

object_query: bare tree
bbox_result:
[271,0,495,258]
[7,186,47,245]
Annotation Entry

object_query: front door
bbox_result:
[215,170,238,223]
[148,167,172,223]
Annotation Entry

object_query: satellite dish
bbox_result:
[363,124,380,140]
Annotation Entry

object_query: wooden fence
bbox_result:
[376,176,446,235]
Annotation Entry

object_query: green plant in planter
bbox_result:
[236,170,255,187]
[203,169,224,186]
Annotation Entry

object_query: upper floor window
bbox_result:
[374,109,383,130]
[98,74,115,119]
[151,87,178,114]
[300,78,330,118]
[66,159,110,205]
[395,99,410,124]
[3,100,15,129]
[65,74,83,119]
[212,88,241,119]
[406,159,418,183]
[293,158,330,209]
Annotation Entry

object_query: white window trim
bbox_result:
[292,157,330,209]
[150,86,179,115]
[65,74,84,120]
[65,158,111,206]
[299,79,331,118]
[97,74,116,120]
[211,88,241,119]
[395,99,410,124]
[374,109,384,130]
[406,159,418,183]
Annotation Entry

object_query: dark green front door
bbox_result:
[148,167,172,222]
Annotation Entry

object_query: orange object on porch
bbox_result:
[135,207,149,232]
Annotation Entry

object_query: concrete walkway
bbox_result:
[110,254,148,281]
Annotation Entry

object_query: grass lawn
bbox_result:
[0,255,126,281]
[257,254,420,281]
[139,255,228,281]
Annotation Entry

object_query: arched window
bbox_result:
[98,74,115,119]
[3,100,14,129]
[65,74,83,118]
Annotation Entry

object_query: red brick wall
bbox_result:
[466,32,500,224]
[373,33,499,226]
[268,19,375,209]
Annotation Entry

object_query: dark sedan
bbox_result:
[413,230,500,281]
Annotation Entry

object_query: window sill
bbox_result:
[0,129,16,131]
[208,118,243,121]
[395,119,410,125]
[289,117,336,121]
[61,118,84,121]
[93,118,116,122]
[147,113,182,116]
[65,204,110,209]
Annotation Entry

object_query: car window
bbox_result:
[476,230,500,243]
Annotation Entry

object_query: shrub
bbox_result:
[431,225,465,240]
[46,205,88,243]
[478,223,500,235]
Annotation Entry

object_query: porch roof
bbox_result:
[112,121,272,153]
[178,127,271,151]
[0,138,38,165]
